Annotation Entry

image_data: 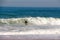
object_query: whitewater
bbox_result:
[0,17,60,25]
[0,17,60,35]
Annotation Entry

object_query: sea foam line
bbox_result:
[0,29,60,35]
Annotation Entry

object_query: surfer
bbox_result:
[25,20,28,25]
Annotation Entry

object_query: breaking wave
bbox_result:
[0,17,60,25]
[0,17,60,34]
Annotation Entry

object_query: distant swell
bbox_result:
[0,17,60,25]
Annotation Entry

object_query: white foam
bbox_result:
[0,17,60,25]
[0,17,60,35]
[0,29,60,35]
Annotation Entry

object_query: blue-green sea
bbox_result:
[0,7,60,18]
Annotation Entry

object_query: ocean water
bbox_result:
[0,7,60,35]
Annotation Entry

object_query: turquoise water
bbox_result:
[0,7,60,18]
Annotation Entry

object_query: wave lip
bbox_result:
[0,17,60,25]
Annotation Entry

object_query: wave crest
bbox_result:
[0,17,60,25]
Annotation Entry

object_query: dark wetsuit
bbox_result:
[25,20,28,25]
